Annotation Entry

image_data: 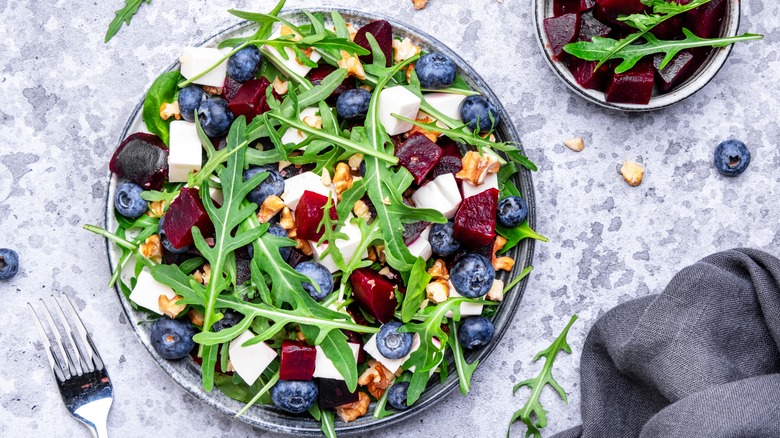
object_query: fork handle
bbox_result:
[90,423,109,438]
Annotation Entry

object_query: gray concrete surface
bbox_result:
[1,0,778,436]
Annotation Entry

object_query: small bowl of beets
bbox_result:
[534,0,740,111]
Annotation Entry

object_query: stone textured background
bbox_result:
[1,0,778,436]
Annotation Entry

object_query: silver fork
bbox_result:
[28,295,113,438]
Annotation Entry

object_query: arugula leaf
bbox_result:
[448,319,478,395]
[320,409,337,438]
[497,220,549,254]
[507,315,578,438]
[400,258,431,323]
[142,71,181,145]
[105,0,151,43]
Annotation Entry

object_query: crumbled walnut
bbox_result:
[203,85,223,95]
[564,137,585,152]
[321,168,332,186]
[381,197,391,205]
[393,37,421,63]
[358,360,395,399]
[158,294,186,318]
[333,162,353,197]
[278,160,292,172]
[412,0,428,9]
[406,64,415,83]
[193,264,212,285]
[456,151,501,186]
[406,115,439,142]
[359,84,373,92]
[258,195,286,223]
[494,256,515,271]
[140,234,163,264]
[280,207,295,231]
[337,50,367,80]
[303,114,322,130]
[345,23,358,41]
[272,77,289,95]
[491,236,511,270]
[426,279,450,304]
[378,267,396,279]
[486,279,505,302]
[621,161,644,187]
[296,238,313,256]
[348,154,364,171]
[335,392,370,422]
[187,308,204,326]
[159,101,181,121]
[427,259,449,280]
[353,200,371,221]
[146,200,165,218]
[280,25,300,41]
[295,328,306,341]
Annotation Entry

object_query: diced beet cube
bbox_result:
[437,137,463,158]
[429,155,464,181]
[342,330,367,364]
[227,78,280,122]
[318,378,360,409]
[279,340,317,381]
[109,133,168,191]
[295,190,338,242]
[650,16,683,40]
[653,50,702,92]
[553,0,595,16]
[354,20,393,67]
[349,268,398,324]
[604,58,655,105]
[453,188,498,249]
[403,221,429,245]
[164,187,214,250]
[285,248,312,268]
[578,10,611,42]
[222,76,242,103]
[346,302,371,327]
[593,5,634,31]
[396,133,443,185]
[543,14,581,60]
[566,56,609,90]
[595,0,645,13]
[309,65,357,104]
[685,0,726,38]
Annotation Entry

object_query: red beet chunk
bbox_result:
[279,340,317,381]
[593,5,634,31]
[685,0,726,38]
[349,268,398,324]
[396,133,443,185]
[295,190,338,242]
[222,76,242,103]
[354,20,393,67]
[651,16,683,40]
[309,65,357,104]
[164,187,214,250]
[343,330,367,364]
[653,50,703,92]
[109,133,168,191]
[604,58,655,104]
[567,56,609,90]
[554,0,595,16]
[453,188,498,249]
[437,137,463,158]
[318,378,360,409]
[595,0,645,13]
[286,248,312,268]
[227,78,280,122]
[578,10,611,42]
[544,14,581,60]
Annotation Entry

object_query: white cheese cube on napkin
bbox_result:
[129,270,177,315]
[229,330,278,385]
[179,47,228,88]
[378,86,421,136]
[168,121,202,183]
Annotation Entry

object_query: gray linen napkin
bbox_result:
[553,248,780,438]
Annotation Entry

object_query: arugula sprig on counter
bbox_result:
[105,0,151,43]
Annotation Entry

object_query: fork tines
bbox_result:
[28,295,105,382]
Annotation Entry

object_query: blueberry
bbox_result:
[376,321,414,359]
[496,196,528,228]
[114,182,148,219]
[212,309,242,332]
[450,253,495,298]
[244,165,285,205]
[0,248,19,281]
[267,223,292,261]
[457,316,495,349]
[336,88,371,121]
[359,159,366,177]
[270,380,318,414]
[714,139,750,177]
[429,222,461,257]
[459,95,500,132]
[150,317,196,360]
[294,261,333,301]
[387,382,411,410]
[178,85,207,122]
[158,214,190,254]
[415,53,457,89]
[227,45,262,83]
[198,98,235,137]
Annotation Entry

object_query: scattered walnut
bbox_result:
[359,84,373,92]
[146,200,165,218]
[193,264,212,285]
[412,0,428,9]
[187,308,204,326]
[337,50,367,80]
[456,151,501,185]
[378,266,396,279]
[426,279,450,304]
[280,207,295,231]
[203,85,223,95]
[272,76,289,95]
[140,234,163,264]
[258,195,286,223]
[296,238,313,256]
[159,101,181,121]
[321,168,332,186]
[494,256,515,271]
[333,162,354,197]
[295,328,306,341]
[277,160,292,172]
[345,23,358,41]
[335,392,370,422]
[280,25,301,41]
[406,64,415,83]
[486,279,505,302]
[158,294,186,318]
[353,199,371,221]
[564,137,585,152]
[427,259,449,280]
[348,154,364,171]
[621,161,645,187]
[303,114,323,130]
[358,360,395,399]
[406,115,440,142]
[393,37,422,63]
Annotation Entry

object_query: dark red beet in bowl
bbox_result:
[353,20,393,67]
[543,13,581,59]
[604,58,655,104]
[164,187,214,250]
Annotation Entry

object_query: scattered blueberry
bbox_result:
[457,316,495,349]
[212,309,243,332]
[0,248,19,281]
[714,139,751,177]
[266,223,292,261]
[450,253,495,298]
[150,317,196,360]
[359,159,366,177]
[114,182,148,219]
[158,214,190,254]
[387,382,411,410]
[429,222,461,257]
[178,85,207,122]
[376,321,414,359]
[271,380,319,413]
[415,53,457,89]
[459,95,500,132]
[198,98,235,137]
[496,196,528,228]
[294,261,333,301]
[336,88,372,121]
[244,165,285,205]
[227,45,262,83]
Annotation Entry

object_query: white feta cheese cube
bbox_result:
[280,107,319,146]
[461,172,499,199]
[313,343,361,380]
[445,280,485,318]
[281,171,333,211]
[228,331,278,385]
[179,47,228,88]
[310,219,368,273]
[407,225,432,261]
[408,338,442,377]
[209,187,224,206]
[129,269,176,315]
[168,121,202,183]
[423,93,466,121]
[378,86,422,136]
[263,29,322,78]
[363,333,421,374]
[411,173,462,219]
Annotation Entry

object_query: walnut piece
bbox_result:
[426,279,450,304]
[427,259,449,280]
[412,0,428,10]
[337,50,367,80]
[280,207,295,231]
[564,137,585,152]
[494,256,515,271]
[193,264,212,285]
[345,23,358,41]
[456,151,501,185]
[187,308,204,326]
[321,168,332,186]
[140,234,163,264]
[159,101,181,121]
[158,294,186,318]
[621,161,645,187]
[146,200,165,218]
[358,360,395,399]
[203,85,222,95]
[303,114,322,130]
[296,238,313,256]
[272,77,289,95]
[405,64,415,83]
[258,195,286,223]
[348,154,364,171]
[406,115,440,142]
[333,162,354,197]
[335,392,370,422]
[353,199,371,221]
[392,37,421,63]
[486,279,505,302]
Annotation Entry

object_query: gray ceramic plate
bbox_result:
[533,0,741,111]
[105,8,536,436]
